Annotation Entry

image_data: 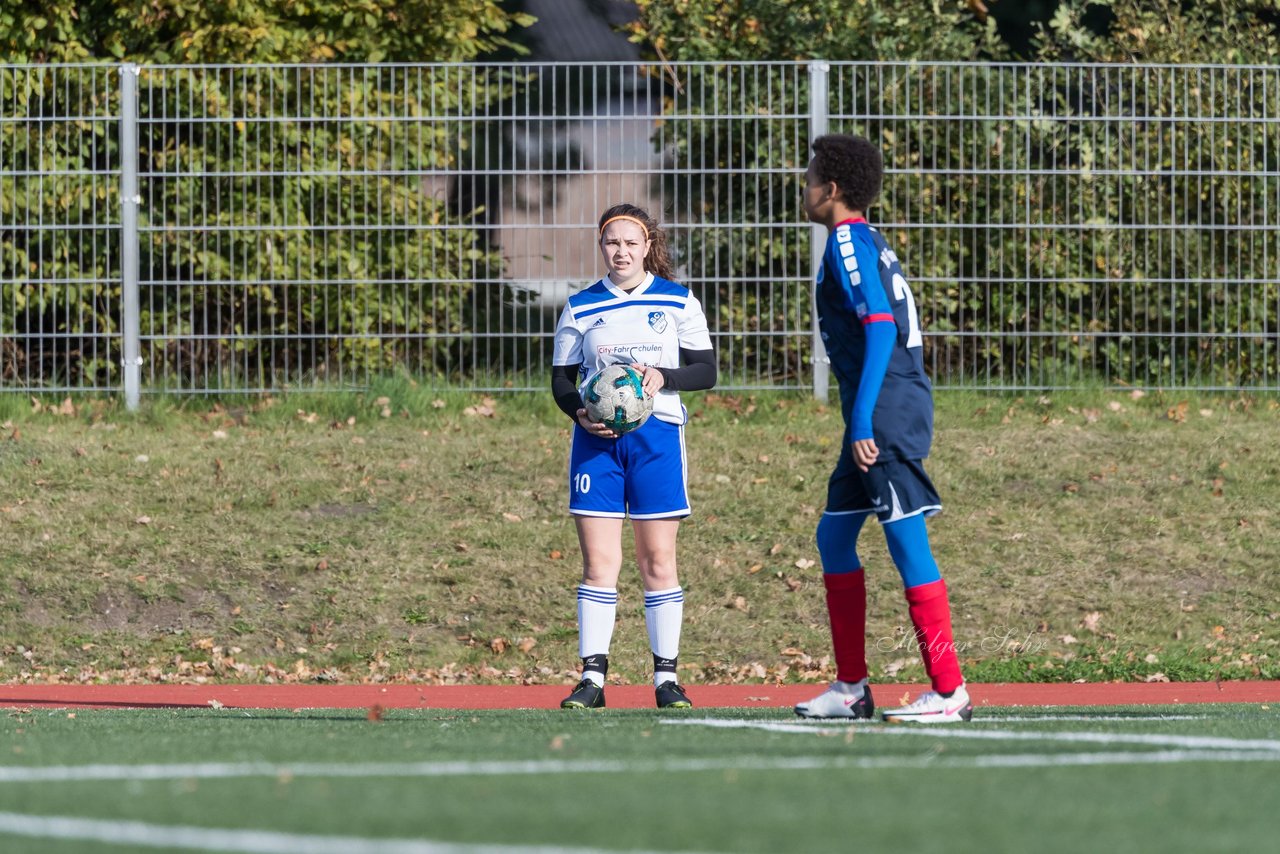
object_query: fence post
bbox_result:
[119,64,141,411]
[807,60,830,403]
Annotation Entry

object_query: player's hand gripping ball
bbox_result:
[582,364,654,434]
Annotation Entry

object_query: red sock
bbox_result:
[823,571,867,684]
[904,579,964,694]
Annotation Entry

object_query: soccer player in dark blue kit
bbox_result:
[795,134,972,723]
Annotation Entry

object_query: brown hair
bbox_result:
[598,203,676,282]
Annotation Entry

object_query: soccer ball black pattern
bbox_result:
[582,364,653,433]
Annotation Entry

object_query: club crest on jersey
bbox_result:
[647,311,668,333]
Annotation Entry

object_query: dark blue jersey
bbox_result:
[815,218,933,461]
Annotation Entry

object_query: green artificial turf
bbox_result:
[0,703,1276,853]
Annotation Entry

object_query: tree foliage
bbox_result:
[0,0,533,64]
[1036,0,1280,64]
[628,0,1005,62]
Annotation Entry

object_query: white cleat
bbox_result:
[881,683,973,723]
[794,679,875,719]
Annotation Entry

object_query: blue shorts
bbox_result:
[826,445,941,524]
[568,417,690,519]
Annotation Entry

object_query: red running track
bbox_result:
[1,682,1278,710]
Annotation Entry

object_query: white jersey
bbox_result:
[552,273,712,425]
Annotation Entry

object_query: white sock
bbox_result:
[577,585,617,686]
[645,586,683,687]
[832,678,868,695]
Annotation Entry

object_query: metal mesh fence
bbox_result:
[834,63,1280,390]
[1,65,121,392]
[2,61,1278,400]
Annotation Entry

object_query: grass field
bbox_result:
[1,384,1278,687]
[0,701,1277,853]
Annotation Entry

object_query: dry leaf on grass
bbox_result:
[463,398,498,417]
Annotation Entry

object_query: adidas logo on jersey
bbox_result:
[590,317,607,328]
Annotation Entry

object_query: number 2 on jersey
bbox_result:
[891,272,922,349]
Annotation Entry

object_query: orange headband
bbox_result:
[598,215,650,240]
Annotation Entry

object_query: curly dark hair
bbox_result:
[597,203,676,282]
[810,134,883,213]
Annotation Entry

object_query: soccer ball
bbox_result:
[581,364,653,433]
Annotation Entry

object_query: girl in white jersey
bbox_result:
[550,203,717,710]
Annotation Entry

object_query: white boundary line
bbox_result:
[0,811,712,854]
[1,738,1279,790]
[974,714,1212,722]
[0,756,965,784]
[665,718,1280,753]
[3,714,1278,851]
